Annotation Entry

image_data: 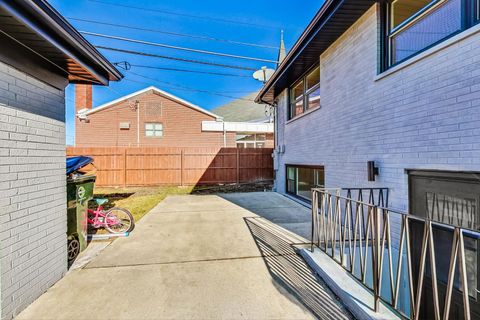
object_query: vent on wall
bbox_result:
[119,122,130,130]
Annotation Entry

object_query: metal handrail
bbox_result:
[310,188,479,320]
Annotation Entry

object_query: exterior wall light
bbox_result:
[368,161,379,182]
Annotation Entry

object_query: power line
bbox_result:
[125,64,250,78]
[68,17,279,50]
[86,0,279,30]
[95,46,257,71]
[128,70,253,94]
[81,31,278,63]
[114,62,255,92]
[125,71,255,101]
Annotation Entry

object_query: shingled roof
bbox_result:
[212,92,270,122]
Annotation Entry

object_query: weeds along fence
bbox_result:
[67,147,274,187]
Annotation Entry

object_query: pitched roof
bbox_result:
[212,92,270,122]
[82,86,221,119]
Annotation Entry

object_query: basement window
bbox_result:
[286,165,324,201]
[145,123,163,137]
[383,0,478,68]
[288,66,320,120]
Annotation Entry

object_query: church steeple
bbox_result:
[277,30,286,66]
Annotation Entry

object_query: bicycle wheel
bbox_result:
[104,207,135,234]
[67,237,80,262]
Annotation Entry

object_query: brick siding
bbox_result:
[76,89,237,147]
[0,61,66,319]
[275,4,480,214]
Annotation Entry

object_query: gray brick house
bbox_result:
[0,1,121,318]
[257,0,480,318]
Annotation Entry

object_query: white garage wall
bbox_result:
[0,61,66,319]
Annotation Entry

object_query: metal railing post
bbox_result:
[373,206,380,312]
[308,187,477,319]
[311,189,317,252]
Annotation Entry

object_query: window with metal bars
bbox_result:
[384,0,479,69]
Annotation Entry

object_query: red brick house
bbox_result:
[75,85,273,148]
[75,85,236,147]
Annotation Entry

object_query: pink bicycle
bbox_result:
[88,198,135,234]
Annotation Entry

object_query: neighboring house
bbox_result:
[76,86,274,148]
[212,92,274,148]
[257,0,480,318]
[0,1,121,318]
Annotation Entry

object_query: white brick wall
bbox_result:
[275,4,480,213]
[0,61,66,319]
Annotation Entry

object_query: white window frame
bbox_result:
[145,122,164,138]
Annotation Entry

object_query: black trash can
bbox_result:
[66,156,96,262]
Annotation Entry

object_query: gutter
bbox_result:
[255,0,339,104]
[0,0,123,84]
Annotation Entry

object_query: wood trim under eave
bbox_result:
[0,32,68,90]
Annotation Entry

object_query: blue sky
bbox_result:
[49,0,324,144]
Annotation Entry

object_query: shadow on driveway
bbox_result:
[244,217,353,320]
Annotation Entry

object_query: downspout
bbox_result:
[263,100,278,190]
[223,121,227,147]
[136,100,140,147]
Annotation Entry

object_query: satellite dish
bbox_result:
[253,66,275,83]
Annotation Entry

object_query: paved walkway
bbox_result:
[17,192,351,320]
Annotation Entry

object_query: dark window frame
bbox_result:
[476,0,480,22]
[288,65,320,120]
[381,0,479,71]
[285,164,325,202]
[407,169,480,305]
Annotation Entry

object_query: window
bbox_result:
[384,0,479,68]
[236,133,267,148]
[289,66,320,120]
[145,123,163,137]
[285,165,324,201]
[477,0,480,22]
[409,170,480,308]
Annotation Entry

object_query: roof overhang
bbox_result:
[256,0,377,104]
[0,0,123,85]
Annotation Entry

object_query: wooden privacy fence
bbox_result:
[67,147,274,187]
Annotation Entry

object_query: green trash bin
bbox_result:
[66,174,96,262]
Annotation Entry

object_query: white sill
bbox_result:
[285,106,321,125]
[375,23,480,82]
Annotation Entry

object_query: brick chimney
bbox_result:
[75,84,92,146]
[75,84,92,113]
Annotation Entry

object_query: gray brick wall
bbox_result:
[0,60,66,319]
[275,4,480,213]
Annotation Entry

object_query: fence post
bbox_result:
[236,148,240,184]
[123,148,127,188]
[180,149,184,186]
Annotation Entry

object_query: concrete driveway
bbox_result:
[16,192,351,320]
